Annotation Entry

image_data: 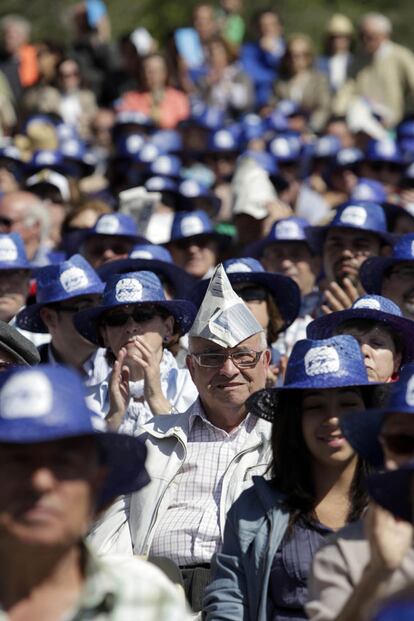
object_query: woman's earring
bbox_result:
[163,335,170,344]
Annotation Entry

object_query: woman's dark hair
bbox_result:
[336,318,404,359]
[266,292,285,343]
[270,384,390,530]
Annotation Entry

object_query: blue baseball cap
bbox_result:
[367,464,414,522]
[240,113,266,144]
[0,364,149,508]
[114,110,155,130]
[307,201,392,252]
[369,601,414,621]
[307,294,414,363]
[0,233,32,271]
[350,178,387,204]
[150,154,182,178]
[168,210,231,245]
[74,270,197,345]
[360,233,414,294]
[192,257,300,331]
[341,362,414,469]
[16,254,105,333]
[264,110,290,133]
[96,243,196,297]
[365,138,405,166]
[268,135,302,163]
[134,143,164,165]
[183,103,225,130]
[82,213,147,244]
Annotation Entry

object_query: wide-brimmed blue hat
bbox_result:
[350,178,387,204]
[74,270,197,345]
[60,139,96,177]
[328,147,363,172]
[177,180,221,215]
[192,257,300,331]
[205,128,240,155]
[0,233,32,271]
[26,149,69,176]
[367,463,414,522]
[341,362,414,469]
[150,154,182,178]
[307,201,392,251]
[268,135,302,163]
[307,295,414,363]
[113,133,146,160]
[167,210,231,245]
[96,244,196,297]
[0,365,149,508]
[82,213,147,244]
[360,233,414,294]
[16,254,105,333]
[254,216,315,257]
[144,176,179,194]
[365,138,405,166]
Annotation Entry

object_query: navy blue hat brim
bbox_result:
[97,258,196,297]
[74,298,197,345]
[306,224,394,254]
[340,408,385,467]
[0,421,149,509]
[360,256,413,294]
[307,309,414,363]
[367,467,414,522]
[80,229,148,245]
[166,231,232,247]
[192,271,301,330]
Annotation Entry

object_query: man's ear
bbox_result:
[163,315,175,338]
[186,353,196,380]
[39,306,58,331]
[263,347,271,369]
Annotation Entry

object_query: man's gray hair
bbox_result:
[23,199,50,242]
[0,15,31,40]
[360,13,392,35]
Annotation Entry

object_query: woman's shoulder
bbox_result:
[228,476,286,522]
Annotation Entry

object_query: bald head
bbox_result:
[0,191,49,260]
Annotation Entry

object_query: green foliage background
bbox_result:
[0,0,413,51]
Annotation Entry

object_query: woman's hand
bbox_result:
[106,348,130,431]
[125,336,171,415]
[365,503,413,573]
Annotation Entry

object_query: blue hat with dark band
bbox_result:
[367,464,414,522]
[360,233,414,294]
[307,295,414,363]
[0,364,149,508]
[192,257,300,331]
[82,213,147,244]
[16,254,104,333]
[167,210,231,245]
[341,363,414,469]
[74,270,197,345]
[0,233,32,271]
[96,243,196,297]
[365,138,405,166]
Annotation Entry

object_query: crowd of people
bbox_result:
[1,1,414,620]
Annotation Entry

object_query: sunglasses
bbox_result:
[102,306,163,327]
[380,432,414,456]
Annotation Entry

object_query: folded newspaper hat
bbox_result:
[189,263,263,347]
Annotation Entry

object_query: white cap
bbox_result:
[189,264,263,347]
[232,157,277,220]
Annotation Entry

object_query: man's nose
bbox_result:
[30,465,57,491]
[219,355,239,376]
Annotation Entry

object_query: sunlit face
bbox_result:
[0,438,105,549]
[262,241,320,295]
[143,55,168,91]
[382,262,414,321]
[168,235,218,278]
[40,295,101,352]
[323,228,381,285]
[301,387,365,467]
[0,270,30,323]
[287,39,312,73]
[187,333,270,416]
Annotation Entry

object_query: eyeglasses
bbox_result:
[191,349,263,368]
[380,432,414,456]
[102,306,162,327]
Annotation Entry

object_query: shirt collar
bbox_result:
[188,397,256,436]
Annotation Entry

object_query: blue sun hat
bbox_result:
[341,362,414,469]
[350,178,387,204]
[0,233,32,271]
[177,179,221,216]
[367,463,414,522]
[254,216,315,258]
[74,270,197,345]
[329,147,364,172]
[82,213,147,245]
[0,364,149,508]
[268,134,302,163]
[360,233,414,294]
[15,254,105,333]
[26,149,69,176]
[150,154,182,179]
[307,200,392,252]
[365,138,405,166]
[96,243,196,297]
[192,257,300,330]
[307,294,414,363]
[144,176,179,194]
[60,139,96,178]
[167,210,231,245]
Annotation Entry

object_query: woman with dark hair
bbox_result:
[204,335,385,621]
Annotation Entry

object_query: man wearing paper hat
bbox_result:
[16,255,105,375]
[0,364,192,620]
[89,265,272,612]
[360,233,414,321]
[307,363,414,621]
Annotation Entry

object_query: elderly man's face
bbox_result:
[0,437,105,548]
[360,22,388,55]
[187,333,270,416]
[323,228,381,285]
[0,192,41,252]
[0,269,30,323]
[382,262,414,320]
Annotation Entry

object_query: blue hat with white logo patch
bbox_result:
[307,294,414,363]
[168,210,231,245]
[350,178,387,204]
[255,216,315,257]
[144,176,179,194]
[0,364,149,507]
[74,270,197,345]
[0,233,32,271]
[365,138,405,166]
[360,233,414,294]
[82,213,147,244]
[15,254,104,333]
[268,135,302,163]
[150,154,182,178]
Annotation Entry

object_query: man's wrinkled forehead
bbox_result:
[189,333,262,353]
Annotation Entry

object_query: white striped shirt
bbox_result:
[149,400,256,566]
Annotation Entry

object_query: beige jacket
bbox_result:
[306,520,414,621]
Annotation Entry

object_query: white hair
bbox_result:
[22,199,50,242]
[188,330,268,353]
[360,13,392,35]
[0,15,31,40]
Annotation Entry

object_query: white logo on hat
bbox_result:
[180,180,199,197]
[275,220,300,239]
[304,346,340,377]
[62,140,78,157]
[376,140,396,158]
[337,150,358,165]
[60,266,89,293]
[406,376,414,406]
[140,144,158,162]
[181,216,204,236]
[147,177,166,191]
[35,151,56,166]
[271,138,290,157]
[96,215,120,235]
[215,130,234,149]
[226,262,252,273]
[340,206,367,227]
[0,372,53,419]
[153,156,172,175]
[0,238,18,263]
[130,250,153,259]
[353,298,381,310]
[353,185,374,201]
[126,135,144,153]
[115,278,143,302]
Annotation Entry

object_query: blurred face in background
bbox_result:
[143,54,168,92]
